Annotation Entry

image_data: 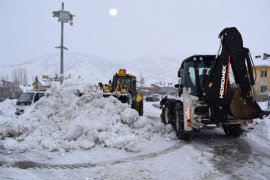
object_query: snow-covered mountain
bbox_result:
[0,53,182,86]
[120,56,181,85]
[0,53,120,84]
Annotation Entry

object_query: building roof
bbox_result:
[32,76,51,87]
[40,78,51,87]
[253,58,270,67]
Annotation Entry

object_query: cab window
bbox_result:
[34,93,45,103]
[183,61,197,95]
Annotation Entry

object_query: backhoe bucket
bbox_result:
[230,88,262,119]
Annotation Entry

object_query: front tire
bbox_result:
[175,102,189,140]
[160,100,176,125]
[164,105,171,124]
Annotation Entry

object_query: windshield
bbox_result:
[118,77,131,86]
[112,76,132,89]
[17,93,35,103]
[112,76,137,97]
[183,59,213,96]
[198,61,212,89]
[183,61,197,95]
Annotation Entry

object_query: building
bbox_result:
[156,86,177,96]
[32,76,51,90]
[137,84,177,97]
[254,58,270,101]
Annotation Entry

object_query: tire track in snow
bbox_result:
[2,142,186,170]
[190,130,252,177]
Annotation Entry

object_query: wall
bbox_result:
[254,66,270,101]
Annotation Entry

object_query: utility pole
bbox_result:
[52,2,74,85]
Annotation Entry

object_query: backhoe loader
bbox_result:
[160,27,270,139]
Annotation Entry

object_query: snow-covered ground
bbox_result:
[0,81,270,180]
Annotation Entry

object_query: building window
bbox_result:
[260,70,267,77]
[260,86,267,93]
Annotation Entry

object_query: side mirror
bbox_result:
[178,69,182,78]
[179,84,183,96]
[174,84,179,88]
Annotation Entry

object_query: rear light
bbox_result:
[187,119,191,126]
[185,106,191,126]
[185,106,191,119]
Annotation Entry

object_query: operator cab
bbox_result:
[178,55,215,98]
[112,75,137,94]
[112,69,137,98]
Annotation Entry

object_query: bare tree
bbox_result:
[12,69,18,84]
[22,69,28,85]
[11,68,28,85]
[17,69,22,85]
[24,70,28,85]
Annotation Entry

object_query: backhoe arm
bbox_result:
[205,27,263,123]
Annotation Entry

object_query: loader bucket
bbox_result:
[117,95,130,104]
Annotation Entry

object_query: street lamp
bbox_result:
[52,2,75,85]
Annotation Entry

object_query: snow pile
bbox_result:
[0,99,16,117]
[0,81,173,152]
[246,116,270,147]
[245,102,270,147]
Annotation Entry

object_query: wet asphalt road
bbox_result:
[189,127,270,179]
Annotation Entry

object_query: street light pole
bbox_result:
[52,2,74,85]
[60,2,64,84]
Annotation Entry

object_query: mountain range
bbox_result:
[0,53,182,86]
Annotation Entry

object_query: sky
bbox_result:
[0,0,270,66]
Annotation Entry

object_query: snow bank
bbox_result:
[246,116,270,147]
[0,99,16,117]
[245,102,270,147]
[0,81,173,152]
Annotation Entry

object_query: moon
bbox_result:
[109,8,118,17]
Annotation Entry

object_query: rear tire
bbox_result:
[164,105,171,124]
[138,101,143,116]
[160,100,176,125]
[223,124,243,137]
[161,106,166,124]
[175,102,189,140]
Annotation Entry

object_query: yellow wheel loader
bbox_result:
[100,69,144,116]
